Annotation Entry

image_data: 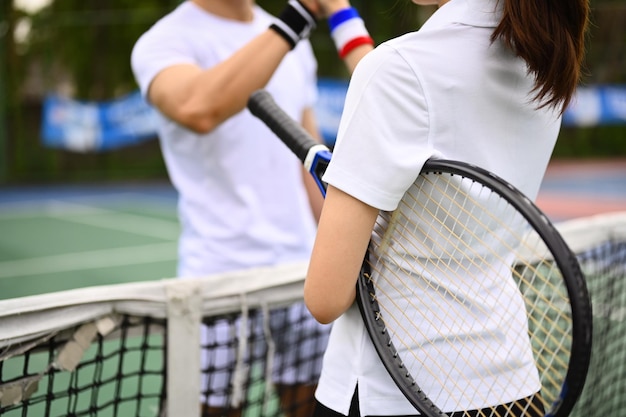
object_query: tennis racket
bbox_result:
[248,90,593,417]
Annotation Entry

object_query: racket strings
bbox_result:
[369,260,531,404]
[367,257,548,415]
[429,188,573,404]
[372,185,520,364]
[368,197,528,406]
[370,212,511,364]
[367,248,537,414]
[364,259,483,383]
[415,174,574,357]
[364,172,574,415]
[391,176,529,332]
[513,262,573,366]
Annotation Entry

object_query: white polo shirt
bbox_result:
[317,0,561,414]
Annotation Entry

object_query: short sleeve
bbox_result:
[131,26,203,99]
[322,44,437,211]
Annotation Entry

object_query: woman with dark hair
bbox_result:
[307,0,590,416]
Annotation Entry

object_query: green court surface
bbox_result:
[0,185,179,416]
[0,182,287,416]
[0,184,298,417]
[0,184,179,301]
[2,159,626,301]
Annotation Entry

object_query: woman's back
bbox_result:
[327,0,560,214]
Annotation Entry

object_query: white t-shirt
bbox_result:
[317,0,561,415]
[131,2,318,277]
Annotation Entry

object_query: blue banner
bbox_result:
[314,78,349,145]
[562,85,626,127]
[41,82,626,152]
[41,91,159,152]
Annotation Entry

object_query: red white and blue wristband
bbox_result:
[328,7,374,58]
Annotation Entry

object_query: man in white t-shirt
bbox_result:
[131,1,330,416]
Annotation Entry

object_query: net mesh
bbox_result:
[571,239,626,416]
[0,315,167,416]
[0,213,624,417]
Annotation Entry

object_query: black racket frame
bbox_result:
[355,161,593,417]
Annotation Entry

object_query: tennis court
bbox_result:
[0,184,177,415]
[0,183,179,300]
[1,158,625,301]
[0,159,624,417]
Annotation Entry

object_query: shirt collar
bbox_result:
[442,0,503,28]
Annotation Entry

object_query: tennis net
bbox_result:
[0,212,624,417]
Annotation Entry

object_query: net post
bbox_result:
[166,280,203,417]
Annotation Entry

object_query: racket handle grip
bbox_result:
[247,90,318,164]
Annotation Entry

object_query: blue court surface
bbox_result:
[0,158,625,301]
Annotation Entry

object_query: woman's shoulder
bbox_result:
[352,41,413,79]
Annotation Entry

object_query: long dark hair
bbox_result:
[492,0,590,113]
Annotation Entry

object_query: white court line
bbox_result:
[0,241,178,280]
[45,200,180,240]
[0,197,180,280]
[1,199,179,240]
[0,192,176,217]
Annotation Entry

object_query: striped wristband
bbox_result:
[270,0,317,49]
[329,7,374,58]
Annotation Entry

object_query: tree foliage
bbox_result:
[14,0,623,99]
[1,0,625,183]
[22,0,179,100]
[13,0,440,99]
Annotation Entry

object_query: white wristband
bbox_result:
[331,17,370,52]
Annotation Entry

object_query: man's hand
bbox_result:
[297,0,323,18]
[298,0,352,19]
[314,0,352,17]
